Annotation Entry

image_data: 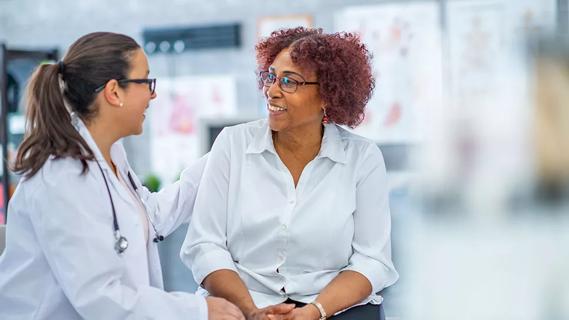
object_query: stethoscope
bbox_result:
[95,161,164,255]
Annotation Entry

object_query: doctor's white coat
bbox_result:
[0,117,208,320]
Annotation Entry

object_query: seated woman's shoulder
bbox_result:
[225,118,267,132]
[218,118,268,142]
[335,125,379,151]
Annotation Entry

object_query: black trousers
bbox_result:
[284,299,385,320]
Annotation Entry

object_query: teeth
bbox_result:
[268,104,287,112]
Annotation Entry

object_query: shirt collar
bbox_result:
[318,123,347,164]
[245,120,276,155]
[245,120,347,164]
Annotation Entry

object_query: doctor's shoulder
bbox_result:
[8,156,100,221]
[18,155,99,196]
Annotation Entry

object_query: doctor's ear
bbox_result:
[102,80,124,108]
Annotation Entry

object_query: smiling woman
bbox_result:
[181,27,397,320]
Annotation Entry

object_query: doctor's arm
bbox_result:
[29,166,218,320]
[292,145,399,319]
[133,154,208,237]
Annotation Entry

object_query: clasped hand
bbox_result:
[246,303,321,320]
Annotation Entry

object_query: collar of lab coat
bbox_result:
[70,113,144,218]
[246,119,347,164]
[70,113,129,174]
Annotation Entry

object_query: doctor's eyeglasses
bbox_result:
[94,78,156,94]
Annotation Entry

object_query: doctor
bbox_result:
[0,32,243,320]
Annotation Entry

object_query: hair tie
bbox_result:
[57,61,65,75]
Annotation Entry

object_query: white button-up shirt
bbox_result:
[181,119,398,309]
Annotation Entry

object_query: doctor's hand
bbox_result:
[246,303,295,320]
[207,297,245,320]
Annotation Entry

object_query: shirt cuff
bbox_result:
[196,295,208,320]
[342,252,399,294]
[159,291,209,320]
[182,245,238,286]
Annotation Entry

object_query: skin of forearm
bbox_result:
[314,270,373,316]
[203,269,258,315]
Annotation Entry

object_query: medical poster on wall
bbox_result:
[446,0,556,112]
[335,2,443,143]
[442,0,557,195]
[447,1,504,112]
[149,76,237,183]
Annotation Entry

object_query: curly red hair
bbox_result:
[255,27,374,128]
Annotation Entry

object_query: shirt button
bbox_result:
[288,199,295,204]
[281,224,287,230]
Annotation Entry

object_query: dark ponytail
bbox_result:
[13,32,140,178]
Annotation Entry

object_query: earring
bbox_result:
[119,102,124,107]
[322,108,329,124]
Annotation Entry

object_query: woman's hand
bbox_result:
[285,305,321,320]
[245,303,295,320]
[207,296,246,320]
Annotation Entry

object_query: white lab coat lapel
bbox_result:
[71,115,162,288]
[110,142,164,289]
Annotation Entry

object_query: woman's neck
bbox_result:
[86,119,119,176]
[273,123,323,154]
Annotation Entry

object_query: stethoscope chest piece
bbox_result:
[115,234,129,254]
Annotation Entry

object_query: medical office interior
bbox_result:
[1,0,568,319]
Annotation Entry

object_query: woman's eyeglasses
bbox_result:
[94,78,156,94]
[259,71,319,93]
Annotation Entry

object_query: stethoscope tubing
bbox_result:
[95,160,162,255]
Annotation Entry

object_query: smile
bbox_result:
[268,104,287,112]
